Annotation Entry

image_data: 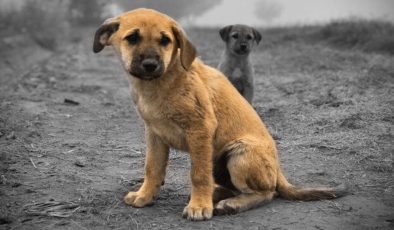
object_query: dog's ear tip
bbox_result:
[93,19,119,54]
[252,28,262,45]
[92,44,103,53]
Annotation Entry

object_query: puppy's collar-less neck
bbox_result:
[222,50,251,69]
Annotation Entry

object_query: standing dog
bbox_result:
[93,8,346,221]
[218,25,261,104]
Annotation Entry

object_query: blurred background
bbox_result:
[1,0,393,51]
[1,1,393,229]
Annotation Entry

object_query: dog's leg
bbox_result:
[124,127,169,207]
[243,81,254,104]
[214,191,275,215]
[212,184,238,204]
[243,68,254,104]
[214,138,277,215]
[182,132,214,221]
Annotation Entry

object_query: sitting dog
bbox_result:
[218,24,261,104]
[93,8,346,221]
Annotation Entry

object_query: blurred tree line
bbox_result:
[69,0,222,25]
[0,0,220,50]
[1,0,221,27]
[114,0,222,20]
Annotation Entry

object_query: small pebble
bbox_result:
[6,131,16,140]
[74,159,86,167]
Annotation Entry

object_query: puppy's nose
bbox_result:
[142,59,158,73]
[240,44,248,50]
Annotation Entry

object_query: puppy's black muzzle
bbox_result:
[234,42,250,55]
[240,43,248,51]
[130,49,164,80]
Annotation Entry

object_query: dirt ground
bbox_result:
[0,26,393,230]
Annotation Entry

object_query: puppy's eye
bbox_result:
[232,34,239,39]
[160,36,171,46]
[126,32,140,45]
[246,34,253,40]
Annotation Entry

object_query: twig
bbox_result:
[30,158,37,169]
[63,149,75,154]
[131,216,139,230]
[130,149,141,154]
[64,98,80,106]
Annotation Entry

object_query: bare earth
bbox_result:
[1,27,393,230]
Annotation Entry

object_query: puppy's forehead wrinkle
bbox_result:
[122,23,172,39]
[122,28,168,42]
[233,29,253,36]
[123,28,139,37]
[160,31,171,37]
[231,25,254,34]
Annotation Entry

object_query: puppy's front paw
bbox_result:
[182,204,213,221]
[124,191,152,207]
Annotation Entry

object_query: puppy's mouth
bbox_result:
[233,43,251,55]
[233,48,250,55]
[130,73,162,81]
[129,71,163,81]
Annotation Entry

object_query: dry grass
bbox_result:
[248,19,394,55]
[316,19,394,55]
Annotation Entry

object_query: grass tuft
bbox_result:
[316,19,394,55]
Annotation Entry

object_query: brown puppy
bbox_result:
[93,8,346,221]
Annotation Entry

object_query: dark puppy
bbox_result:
[218,24,261,104]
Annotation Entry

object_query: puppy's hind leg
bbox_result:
[214,191,275,215]
[214,139,277,215]
[243,81,254,104]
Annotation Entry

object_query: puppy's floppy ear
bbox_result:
[93,18,119,53]
[219,25,233,42]
[252,28,262,45]
[172,25,196,70]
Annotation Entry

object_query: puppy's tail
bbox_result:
[276,169,347,201]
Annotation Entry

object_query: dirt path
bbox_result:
[1,28,393,230]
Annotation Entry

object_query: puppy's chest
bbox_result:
[135,97,163,122]
[135,97,187,150]
[230,68,244,79]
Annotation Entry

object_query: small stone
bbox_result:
[74,159,86,167]
[11,182,22,188]
[6,131,16,140]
